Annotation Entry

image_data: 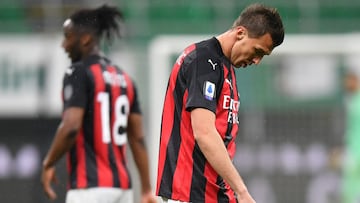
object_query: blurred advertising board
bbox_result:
[0,35,67,117]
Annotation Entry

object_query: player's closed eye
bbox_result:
[254,48,265,56]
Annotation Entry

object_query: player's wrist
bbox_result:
[141,185,153,195]
[42,158,54,169]
[235,187,249,197]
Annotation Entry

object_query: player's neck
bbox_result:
[216,30,237,60]
[82,46,100,60]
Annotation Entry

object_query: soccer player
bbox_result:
[342,72,360,203]
[156,3,284,203]
[41,5,157,203]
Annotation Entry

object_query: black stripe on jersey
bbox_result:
[190,144,207,202]
[69,146,77,188]
[102,62,121,188]
[84,69,98,187]
[158,66,187,197]
[216,176,230,202]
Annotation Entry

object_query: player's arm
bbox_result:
[191,108,255,202]
[42,107,84,168]
[127,113,157,202]
[126,80,156,201]
[43,64,87,168]
[41,107,84,200]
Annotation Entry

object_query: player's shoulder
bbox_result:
[179,38,215,66]
[66,55,107,75]
[71,60,85,70]
[195,37,221,61]
[191,37,224,68]
[63,60,88,79]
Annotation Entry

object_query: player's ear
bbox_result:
[236,26,247,40]
[80,33,93,46]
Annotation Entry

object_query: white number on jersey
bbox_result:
[97,92,129,146]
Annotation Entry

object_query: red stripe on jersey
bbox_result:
[108,66,130,189]
[91,64,113,186]
[75,128,87,188]
[113,145,129,188]
[171,90,194,201]
[156,44,196,194]
[204,163,218,202]
[228,66,239,158]
[156,76,176,194]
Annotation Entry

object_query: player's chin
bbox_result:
[70,54,81,63]
[233,61,246,68]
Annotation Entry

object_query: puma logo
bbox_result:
[207,59,217,70]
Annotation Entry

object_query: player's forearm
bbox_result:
[129,139,152,193]
[195,131,249,196]
[127,114,153,193]
[191,109,249,195]
[43,123,78,168]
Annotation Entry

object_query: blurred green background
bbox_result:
[0,0,359,203]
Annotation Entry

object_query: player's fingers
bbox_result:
[43,182,57,200]
[41,167,58,200]
[47,188,57,200]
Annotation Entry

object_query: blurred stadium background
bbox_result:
[1,0,359,203]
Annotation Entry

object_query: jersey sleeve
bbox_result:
[62,64,88,110]
[129,81,142,114]
[185,52,222,113]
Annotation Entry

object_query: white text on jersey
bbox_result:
[103,71,127,87]
[223,95,240,111]
[223,95,240,124]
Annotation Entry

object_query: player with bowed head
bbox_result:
[156,3,284,203]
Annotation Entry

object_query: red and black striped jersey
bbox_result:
[62,55,141,189]
[156,37,240,202]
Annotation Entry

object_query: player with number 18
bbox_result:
[41,4,156,203]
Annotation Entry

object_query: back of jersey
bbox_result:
[63,55,141,190]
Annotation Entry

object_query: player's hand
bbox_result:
[41,165,58,200]
[140,190,158,203]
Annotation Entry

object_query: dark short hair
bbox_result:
[232,3,285,48]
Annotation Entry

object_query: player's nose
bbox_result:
[252,56,263,65]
